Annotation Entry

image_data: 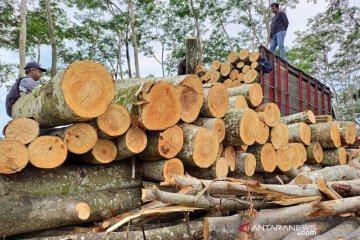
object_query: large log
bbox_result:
[287,122,311,145]
[223,109,259,146]
[82,138,117,164]
[321,147,347,166]
[28,136,68,169]
[292,165,360,184]
[49,123,98,154]
[280,110,316,125]
[0,139,28,174]
[228,151,256,176]
[282,220,333,240]
[306,142,324,164]
[228,95,249,110]
[309,122,341,148]
[256,103,281,127]
[289,142,307,166]
[220,61,233,77]
[255,121,269,144]
[335,121,357,145]
[200,84,229,118]
[0,162,141,196]
[227,83,263,107]
[138,125,183,160]
[270,123,289,149]
[12,61,115,127]
[0,188,141,237]
[247,143,277,172]
[239,49,250,64]
[312,220,359,240]
[177,123,218,168]
[192,117,225,143]
[186,157,229,179]
[276,144,301,171]
[3,117,39,144]
[203,214,244,240]
[222,146,236,171]
[140,158,184,185]
[114,78,181,130]
[95,103,130,138]
[243,69,259,83]
[228,51,240,65]
[115,127,147,161]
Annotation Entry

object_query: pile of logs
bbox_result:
[0,51,360,239]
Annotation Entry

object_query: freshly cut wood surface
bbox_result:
[211,60,221,71]
[228,51,240,65]
[177,123,218,168]
[209,71,221,83]
[237,61,245,70]
[223,109,259,146]
[96,103,130,138]
[322,147,347,166]
[242,65,251,74]
[239,49,250,63]
[223,146,236,171]
[276,144,301,171]
[309,122,341,148]
[186,157,228,179]
[62,123,98,154]
[139,125,183,160]
[227,83,263,107]
[115,127,147,161]
[13,61,116,126]
[28,136,67,169]
[256,103,281,127]
[229,69,239,80]
[243,69,259,83]
[0,139,28,174]
[289,143,307,166]
[228,95,249,110]
[249,51,260,62]
[175,74,204,123]
[280,110,316,125]
[287,122,311,145]
[223,79,233,88]
[3,117,39,144]
[83,138,117,164]
[255,121,270,144]
[200,84,229,118]
[220,61,232,77]
[335,121,356,145]
[250,61,260,71]
[217,142,224,159]
[229,152,256,176]
[192,117,225,143]
[237,72,244,82]
[270,123,289,149]
[248,143,277,172]
[141,158,184,185]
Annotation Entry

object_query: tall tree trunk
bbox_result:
[128,0,140,78]
[189,0,203,65]
[125,27,132,78]
[37,42,40,63]
[117,31,124,80]
[44,0,57,77]
[19,0,27,78]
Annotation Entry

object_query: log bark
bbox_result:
[331,183,360,197]
[321,147,347,166]
[186,157,228,179]
[192,117,225,143]
[186,37,197,74]
[177,123,218,168]
[247,143,277,172]
[82,138,117,164]
[0,139,28,174]
[306,142,324,164]
[340,226,360,240]
[270,123,289,149]
[228,95,249,110]
[0,188,141,237]
[203,214,244,240]
[292,165,360,184]
[227,83,263,107]
[200,83,229,118]
[312,220,359,240]
[115,127,147,161]
[222,146,236,171]
[309,122,341,148]
[222,109,259,146]
[140,158,184,185]
[256,103,281,127]
[335,121,357,145]
[283,220,333,240]
[280,110,316,125]
[0,162,141,196]
[114,78,181,130]
[287,122,311,145]
[138,125,183,160]
[49,123,98,154]
[12,61,115,127]
[255,121,269,144]
[28,136,67,169]
[228,151,256,176]
[3,117,39,144]
[315,114,333,123]
[95,103,130,138]
[346,148,360,162]
[243,69,259,83]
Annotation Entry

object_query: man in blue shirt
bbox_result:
[269,2,289,59]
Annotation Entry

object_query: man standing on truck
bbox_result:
[269,2,289,59]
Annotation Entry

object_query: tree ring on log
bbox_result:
[248,84,263,107]
[193,128,219,168]
[76,202,91,220]
[0,139,28,174]
[64,123,98,154]
[91,138,117,164]
[125,127,147,154]
[244,153,256,176]
[239,109,259,145]
[3,118,39,144]
[163,158,184,184]
[158,125,184,158]
[330,123,341,148]
[207,84,229,118]
[96,103,131,137]
[260,143,277,172]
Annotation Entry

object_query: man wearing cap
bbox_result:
[269,2,289,59]
[5,61,46,116]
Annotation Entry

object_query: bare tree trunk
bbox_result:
[125,27,132,78]
[44,0,57,77]
[117,31,123,80]
[19,0,27,78]
[128,0,140,78]
[189,0,203,65]
[37,43,40,63]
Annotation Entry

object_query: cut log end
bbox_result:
[260,143,277,172]
[311,142,324,163]
[64,123,98,154]
[211,60,221,71]
[298,122,311,145]
[276,145,301,171]
[294,175,312,184]
[159,125,184,159]
[215,157,229,178]
[307,110,316,124]
[125,127,147,154]
[243,69,259,84]
[91,138,117,164]
[61,60,116,118]
[212,118,225,143]
[271,123,289,150]
[193,128,219,168]
[223,146,236,171]
[255,121,270,144]
[206,84,229,118]
[339,147,347,165]
[141,81,181,130]
[177,75,204,123]
[248,83,263,107]
[163,158,184,185]
[76,202,91,220]
[244,153,256,176]
[0,139,28,174]
[3,117,39,144]
[96,103,131,137]
[234,95,249,110]
[258,103,281,127]
[220,61,232,77]
[239,109,259,145]
[249,52,260,62]
[330,123,341,148]
[28,136,68,169]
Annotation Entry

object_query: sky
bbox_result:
[0,0,358,136]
